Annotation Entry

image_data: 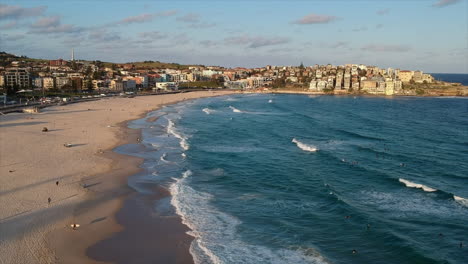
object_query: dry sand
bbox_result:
[0,91,234,264]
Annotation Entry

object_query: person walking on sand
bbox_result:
[48,197,51,205]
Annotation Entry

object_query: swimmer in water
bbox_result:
[352,249,357,254]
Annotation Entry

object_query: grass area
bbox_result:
[179,81,221,89]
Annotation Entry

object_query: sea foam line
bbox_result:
[167,119,189,151]
[398,178,437,192]
[292,138,318,152]
[229,106,243,113]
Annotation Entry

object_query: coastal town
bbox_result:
[0,50,466,106]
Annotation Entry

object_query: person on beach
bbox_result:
[56,181,59,186]
[48,197,51,205]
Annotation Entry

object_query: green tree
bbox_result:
[84,79,93,92]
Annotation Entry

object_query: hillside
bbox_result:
[0,51,198,70]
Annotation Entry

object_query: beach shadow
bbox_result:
[90,217,107,224]
[0,173,78,197]
[0,121,47,128]
[65,143,87,148]
[83,182,102,189]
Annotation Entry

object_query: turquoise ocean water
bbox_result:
[121,94,468,264]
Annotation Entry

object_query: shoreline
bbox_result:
[0,91,234,264]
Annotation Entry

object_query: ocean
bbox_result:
[430,73,468,86]
[121,94,468,264]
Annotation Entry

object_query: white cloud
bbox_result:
[117,10,177,25]
[225,34,290,48]
[432,0,461,7]
[0,4,46,20]
[29,16,83,34]
[292,13,338,24]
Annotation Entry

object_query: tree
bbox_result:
[71,61,78,71]
[84,79,93,92]
[85,66,92,77]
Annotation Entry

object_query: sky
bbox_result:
[0,0,467,73]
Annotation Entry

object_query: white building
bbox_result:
[155,82,177,91]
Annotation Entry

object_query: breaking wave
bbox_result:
[170,170,329,264]
[398,178,437,192]
[454,195,468,208]
[167,119,189,151]
[292,138,318,152]
[202,108,214,115]
[229,106,243,113]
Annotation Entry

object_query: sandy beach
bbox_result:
[0,90,234,264]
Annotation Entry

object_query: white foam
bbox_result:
[170,170,329,264]
[268,99,273,103]
[202,108,214,115]
[229,106,243,113]
[454,195,468,207]
[292,138,318,152]
[167,119,189,151]
[160,153,169,163]
[398,178,437,192]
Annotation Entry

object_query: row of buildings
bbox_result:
[0,57,436,96]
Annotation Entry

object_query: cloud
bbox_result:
[376,8,390,15]
[199,40,218,47]
[0,21,17,29]
[88,29,121,42]
[29,16,83,34]
[362,44,411,53]
[187,22,216,29]
[352,26,368,32]
[292,13,338,24]
[329,41,349,49]
[177,13,200,23]
[117,10,177,25]
[0,34,25,41]
[432,0,461,7]
[31,16,60,28]
[139,31,168,39]
[0,4,46,20]
[224,34,290,48]
[172,33,190,44]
